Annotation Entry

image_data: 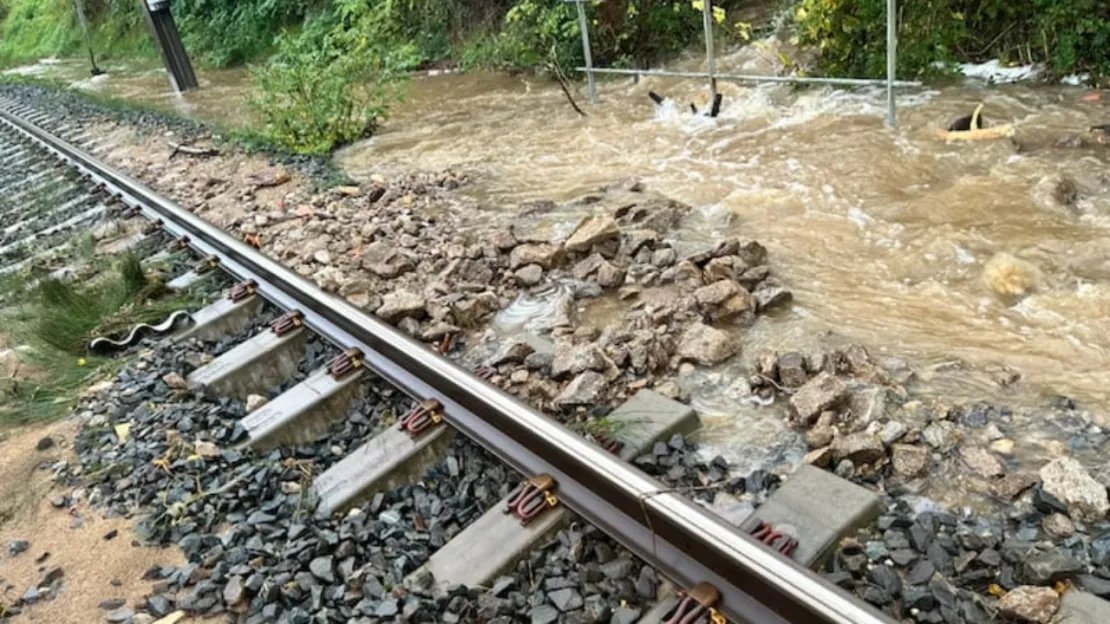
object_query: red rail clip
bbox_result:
[594,434,624,455]
[269,310,304,336]
[742,519,798,557]
[398,399,443,436]
[474,365,496,382]
[228,279,257,303]
[328,348,363,379]
[663,582,727,624]
[503,474,558,525]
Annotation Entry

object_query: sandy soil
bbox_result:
[0,419,184,623]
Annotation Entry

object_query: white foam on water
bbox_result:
[959,60,1039,83]
[1061,73,1090,86]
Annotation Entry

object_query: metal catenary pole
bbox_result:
[574,0,597,104]
[702,0,717,102]
[140,0,199,92]
[73,0,104,76]
[886,0,897,127]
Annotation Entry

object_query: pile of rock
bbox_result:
[826,460,1110,624]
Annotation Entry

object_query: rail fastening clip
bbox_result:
[328,347,364,379]
[504,473,559,525]
[398,398,444,437]
[664,582,727,624]
[228,279,257,303]
[269,310,304,336]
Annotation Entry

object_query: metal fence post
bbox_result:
[886,0,897,127]
[575,0,597,104]
[702,0,717,102]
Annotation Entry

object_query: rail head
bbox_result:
[0,101,896,624]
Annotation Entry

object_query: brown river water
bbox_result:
[10,51,1110,482]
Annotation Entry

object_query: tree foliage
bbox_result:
[795,0,1110,81]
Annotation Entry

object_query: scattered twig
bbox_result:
[168,142,219,160]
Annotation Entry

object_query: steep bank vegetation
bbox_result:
[796,0,1110,81]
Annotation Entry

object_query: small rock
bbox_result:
[1020,550,1083,585]
[777,352,808,388]
[547,588,583,612]
[376,290,427,322]
[790,372,848,425]
[1040,457,1109,522]
[960,446,1005,479]
[994,472,1036,499]
[879,421,908,447]
[804,447,833,467]
[99,598,126,610]
[996,585,1059,623]
[162,372,188,390]
[805,413,836,448]
[990,438,1015,456]
[36,436,55,451]
[309,556,335,583]
[892,444,930,477]
[103,529,118,541]
[223,575,246,606]
[515,264,543,286]
[531,604,559,624]
[596,261,625,288]
[554,371,607,407]
[677,322,740,365]
[245,394,268,413]
[1042,513,1075,539]
[564,215,619,252]
[510,243,561,269]
[8,540,29,555]
[831,432,885,465]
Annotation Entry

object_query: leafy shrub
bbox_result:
[248,21,412,154]
[795,0,1110,80]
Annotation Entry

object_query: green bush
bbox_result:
[248,21,412,154]
[795,0,1110,80]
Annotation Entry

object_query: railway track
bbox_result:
[0,98,891,624]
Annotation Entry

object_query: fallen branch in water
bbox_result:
[547,52,586,117]
[168,142,219,159]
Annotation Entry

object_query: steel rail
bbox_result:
[0,102,895,624]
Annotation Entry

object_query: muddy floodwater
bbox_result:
[12,51,1110,477]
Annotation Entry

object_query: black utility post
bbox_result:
[139,0,199,92]
[73,0,105,75]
